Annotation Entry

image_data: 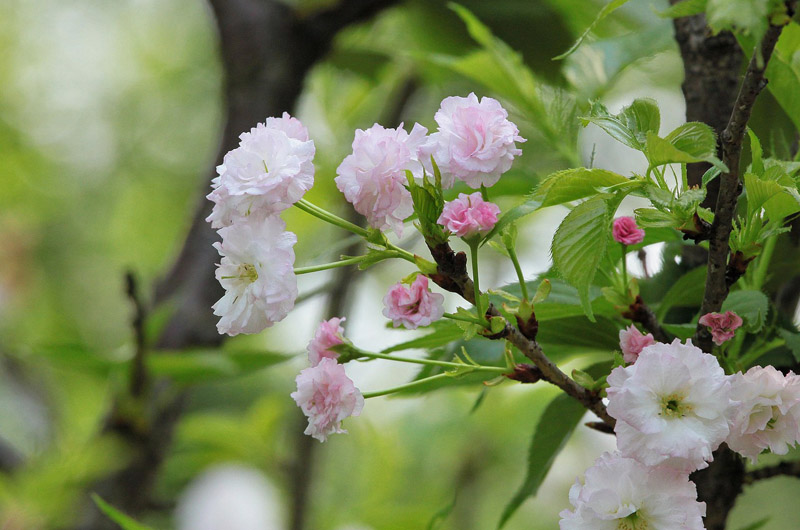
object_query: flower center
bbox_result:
[659,393,691,418]
[237,263,259,283]
[617,511,649,530]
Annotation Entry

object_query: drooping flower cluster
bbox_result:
[437,192,501,239]
[560,452,705,530]
[335,94,523,236]
[208,113,312,335]
[382,275,445,330]
[291,357,364,442]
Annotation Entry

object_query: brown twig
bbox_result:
[743,460,800,485]
[694,20,788,352]
[426,242,614,426]
[125,271,148,398]
[622,295,670,343]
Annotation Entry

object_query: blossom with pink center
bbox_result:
[727,366,800,462]
[607,339,732,472]
[618,325,655,364]
[699,311,743,345]
[421,93,524,189]
[308,317,347,366]
[612,216,645,245]
[206,116,315,228]
[212,216,298,336]
[437,192,501,239]
[291,358,364,442]
[559,452,705,530]
[382,275,445,329]
[335,123,428,236]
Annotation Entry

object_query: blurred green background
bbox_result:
[1,0,799,528]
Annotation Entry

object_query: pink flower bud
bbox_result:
[291,358,364,442]
[437,192,501,239]
[382,275,445,329]
[612,216,645,245]
[699,311,743,345]
[618,324,656,364]
[307,317,346,366]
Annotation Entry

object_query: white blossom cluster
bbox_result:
[207,113,314,336]
[561,339,800,529]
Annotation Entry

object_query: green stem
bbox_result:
[737,338,785,371]
[443,312,486,326]
[294,256,368,275]
[356,349,507,373]
[294,199,370,238]
[752,232,778,290]
[620,243,628,289]
[506,244,529,300]
[468,240,485,322]
[362,373,453,399]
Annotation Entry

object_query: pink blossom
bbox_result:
[699,311,743,345]
[382,275,445,329]
[618,325,655,364]
[607,339,732,472]
[291,358,364,442]
[206,116,315,228]
[308,317,346,366]
[422,93,525,189]
[437,192,501,239]
[727,366,800,462]
[612,216,645,245]
[335,123,428,236]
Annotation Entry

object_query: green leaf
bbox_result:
[656,266,707,320]
[382,321,464,353]
[91,494,154,530]
[551,197,611,321]
[645,122,725,170]
[778,329,800,363]
[497,394,586,529]
[553,0,633,60]
[497,393,587,528]
[427,492,458,530]
[147,350,289,384]
[735,517,771,530]
[708,0,776,41]
[581,99,660,151]
[745,172,800,221]
[481,195,544,245]
[539,168,630,207]
[659,0,708,18]
[721,290,770,333]
[748,128,764,174]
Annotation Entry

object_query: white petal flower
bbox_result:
[212,216,297,335]
[206,115,315,228]
[559,452,705,530]
[727,365,800,462]
[607,339,732,472]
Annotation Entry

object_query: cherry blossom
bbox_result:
[618,325,655,364]
[437,192,501,239]
[699,311,743,345]
[612,216,645,245]
[382,275,444,329]
[308,317,347,366]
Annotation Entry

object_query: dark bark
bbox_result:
[79,1,400,528]
[743,459,800,484]
[695,22,785,353]
[690,446,746,530]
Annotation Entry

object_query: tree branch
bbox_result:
[426,242,614,426]
[622,295,670,343]
[743,460,800,484]
[694,21,787,352]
